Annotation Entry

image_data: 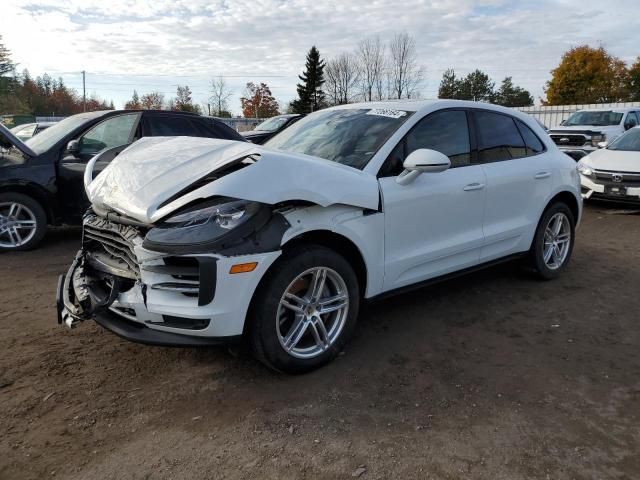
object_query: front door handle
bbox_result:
[534,171,551,179]
[463,182,485,191]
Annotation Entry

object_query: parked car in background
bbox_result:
[10,122,56,141]
[0,110,245,251]
[578,126,640,203]
[548,107,640,161]
[240,114,304,144]
[57,100,581,373]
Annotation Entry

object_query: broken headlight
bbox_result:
[143,198,270,253]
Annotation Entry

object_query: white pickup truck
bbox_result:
[548,107,640,161]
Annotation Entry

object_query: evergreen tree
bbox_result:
[0,34,13,76]
[124,90,141,109]
[494,77,533,107]
[291,46,326,113]
[438,68,461,99]
[457,69,495,102]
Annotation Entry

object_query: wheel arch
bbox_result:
[528,190,581,251]
[280,229,368,298]
[545,190,580,223]
[0,183,56,224]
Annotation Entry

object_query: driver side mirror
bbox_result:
[396,149,451,186]
[560,120,566,126]
[66,139,80,156]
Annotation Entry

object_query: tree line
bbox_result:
[2,31,640,119]
[289,33,425,114]
[0,36,113,115]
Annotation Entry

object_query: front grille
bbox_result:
[550,134,588,147]
[593,170,640,187]
[82,214,217,306]
[83,214,143,278]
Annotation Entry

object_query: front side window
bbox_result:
[405,110,471,167]
[379,109,471,177]
[265,108,413,170]
[608,128,640,152]
[79,114,138,156]
[25,114,91,154]
[625,112,639,128]
[475,111,526,162]
[564,111,623,127]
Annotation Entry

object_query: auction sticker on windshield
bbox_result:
[366,109,408,119]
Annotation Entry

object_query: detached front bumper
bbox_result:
[56,217,281,346]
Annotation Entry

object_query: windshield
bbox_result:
[564,111,623,127]
[265,108,413,169]
[255,116,290,132]
[25,114,92,154]
[608,128,640,152]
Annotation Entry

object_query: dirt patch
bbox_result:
[1,204,639,479]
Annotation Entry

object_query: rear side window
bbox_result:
[146,115,198,136]
[475,111,526,162]
[516,119,545,155]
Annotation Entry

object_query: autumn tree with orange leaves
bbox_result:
[544,45,630,105]
[240,82,279,118]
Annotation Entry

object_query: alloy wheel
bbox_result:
[276,266,350,359]
[0,201,38,249]
[543,212,571,270]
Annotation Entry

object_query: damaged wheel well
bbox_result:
[282,230,368,296]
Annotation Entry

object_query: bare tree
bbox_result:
[357,36,386,101]
[388,33,424,99]
[209,76,233,116]
[325,52,361,106]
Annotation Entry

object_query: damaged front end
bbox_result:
[57,214,145,329]
[56,200,289,346]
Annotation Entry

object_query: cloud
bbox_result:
[1,0,638,112]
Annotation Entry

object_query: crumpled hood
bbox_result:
[88,136,379,224]
[582,148,640,172]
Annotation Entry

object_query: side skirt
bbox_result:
[368,252,527,303]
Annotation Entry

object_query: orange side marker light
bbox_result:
[229,262,258,274]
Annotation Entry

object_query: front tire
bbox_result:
[529,202,575,280]
[248,245,360,374]
[0,193,47,252]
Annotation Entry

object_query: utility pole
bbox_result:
[82,70,86,112]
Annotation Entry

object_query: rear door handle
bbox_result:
[463,182,485,191]
[534,171,551,179]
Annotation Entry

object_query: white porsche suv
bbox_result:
[57,100,581,373]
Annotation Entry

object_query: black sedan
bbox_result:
[240,114,304,144]
[0,110,245,251]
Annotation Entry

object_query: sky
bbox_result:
[1,0,638,115]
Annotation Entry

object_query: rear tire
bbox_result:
[529,202,575,280]
[0,192,47,252]
[248,244,360,374]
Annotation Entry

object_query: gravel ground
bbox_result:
[1,202,639,480]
